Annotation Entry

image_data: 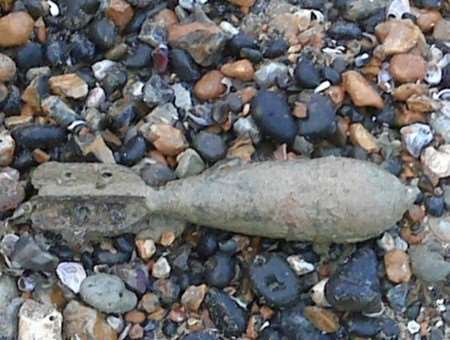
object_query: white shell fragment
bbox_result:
[425,63,442,85]
[387,0,411,20]
[400,123,433,158]
[56,262,87,294]
[47,0,60,17]
[311,278,331,307]
[18,300,62,340]
[287,255,315,276]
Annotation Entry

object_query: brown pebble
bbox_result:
[128,324,144,339]
[415,9,442,33]
[220,59,254,81]
[146,124,188,156]
[292,102,308,119]
[135,239,156,260]
[181,284,208,312]
[32,149,50,163]
[153,9,179,28]
[349,123,379,153]
[139,293,160,314]
[34,17,47,44]
[106,0,134,30]
[395,107,427,126]
[304,306,340,334]
[389,54,426,83]
[0,12,34,47]
[49,73,88,99]
[0,82,7,102]
[326,85,345,107]
[407,95,440,113]
[246,315,259,339]
[342,71,384,109]
[193,70,226,101]
[433,19,450,42]
[125,310,146,324]
[392,83,428,102]
[0,131,15,167]
[159,231,176,247]
[227,0,256,8]
[0,53,16,82]
[384,249,412,283]
[238,87,257,104]
[259,306,274,320]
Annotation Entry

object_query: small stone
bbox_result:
[341,0,390,21]
[80,273,137,314]
[139,293,160,314]
[16,42,44,70]
[56,262,87,294]
[49,73,88,99]
[41,96,83,128]
[254,62,289,88]
[415,8,442,32]
[18,300,62,340]
[86,87,106,108]
[325,248,382,314]
[0,12,34,47]
[168,21,226,67]
[139,162,177,187]
[0,53,16,82]
[433,19,450,42]
[292,102,308,119]
[349,123,379,153]
[205,288,247,337]
[175,148,206,178]
[181,284,208,311]
[63,301,117,340]
[421,145,450,179]
[143,74,174,107]
[147,124,188,156]
[384,250,412,283]
[192,131,226,163]
[392,83,428,102]
[92,60,117,81]
[378,232,396,252]
[89,18,117,50]
[299,94,337,139]
[389,54,427,83]
[252,90,298,144]
[294,58,321,89]
[193,70,226,101]
[220,59,254,81]
[11,235,58,271]
[136,239,156,260]
[311,279,330,307]
[386,283,409,311]
[345,315,383,337]
[407,320,421,334]
[343,71,384,109]
[106,0,134,31]
[0,131,15,167]
[152,256,171,279]
[250,254,302,308]
[170,48,201,82]
[141,103,179,128]
[303,306,340,333]
[400,123,433,158]
[125,310,146,324]
[173,83,192,111]
[328,21,362,40]
[287,255,315,276]
[160,231,176,247]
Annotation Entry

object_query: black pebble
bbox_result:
[328,21,363,40]
[299,94,337,139]
[228,33,258,57]
[205,288,248,337]
[361,9,386,33]
[182,331,219,340]
[92,249,131,266]
[294,58,322,89]
[89,18,117,50]
[252,90,298,144]
[162,320,178,337]
[240,48,263,63]
[196,232,218,258]
[441,64,450,88]
[49,245,75,261]
[113,234,135,254]
[125,10,147,34]
[250,254,302,308]
[12,125,67,149]
[1,85,21,115]
[321,66,341,85]
[124,44,153,68]
[70,33,96,64]
[81,251,94,271]
[192,131,227,163]
[12,149,36,171]
[140,163,177,187]
[345,315,383,337]
[264,38,289,58]
[115,135,147,166]
[170,49,200,82]
[101,66,128,95]
[16,42,44,70]
[425,195,445,217]
[46,40,68,67]
[23,0,47,18]
[325,247,382,314]
[205,253,235,288]
[414,0,442,9]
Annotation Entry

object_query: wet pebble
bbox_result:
[299,94,337,139]
[205,252,235,288]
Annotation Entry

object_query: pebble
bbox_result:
[173,83,192,111]
[425,195,445,217]
[0,131,15,166]
[205,252,235,288]
[303,306,340,333]
[220,59,254,81]
[325,248,382,314]
[125,310,146,324]
[349,123,380,153]
[287,255,315,276]
[89,18,117,50]
[139,293,160,314]
[264,38,289,58]
[193,70,226,101]
[16,42,44,70]
[0,53,16,82]
[181,284,208,311]
[147,124,188,156]
[80,273,137,314]
[176,148,206,178]
[250,254,301,308]
[92,60,117,81]
[139,162,177,187]
[86,87,106,108]
[106,0,134,31]
[384,250,412,283]
[49,73,88,99]
[299,94,337,139]
[205,288,247,337]
[345,315,383,337]
[433,19,450,42]
[63,301,117,340]
[343,71,384,109]
[294,58,322,89]
[113,261,150,295]
[143,75,174,107]
[115,135,147,166]
[328,21,362,40]
[136,239,156,260]
[92,249,130,266]
[153,277,181,305]
[421,145,450,179]
[400,123,433,158]
[129,324,144,339]
[386,283,409,311]
[11,124,65,150]
[170,48,200,82]
[389,54,427,83]
[11,235,58,271]
[152,256,171,279]
[252,90,298,144]
[192,131,226,163]
[18,300,62,340]
[254,62,289,88]
[0,12,34,47]
[56,262,87,294]
[407,320,421,334]
[341,0,389,21]
[279,303,326,339]
[70,33,96,63]
[0,275,20,339]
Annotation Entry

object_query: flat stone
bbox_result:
[193,70,226,101]
[0,12,34,47]
[389,54,426,83]
[343,71,384,109]
[0,53,16,82]
[18,300,62,340]
[349,123,380,153]
[49,73,88,99]
[384,250,412,283]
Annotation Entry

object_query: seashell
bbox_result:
[425,63,442,85]
[378,62,394,93]
[314,81,331,93]
[387,0,411,19]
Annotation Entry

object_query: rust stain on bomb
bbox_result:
[18,157,417,245]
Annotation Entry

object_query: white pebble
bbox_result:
[220,21,239,36]
[86,87,106,109]
[377,232,395,252]
[311,279,331,307]
[92,60,117,81]
[56,262,87,294]
[152,256,171,279]
[48,0,60,16]
[287,255,315,276]
[407,320,421,334]
[394,236,408,251]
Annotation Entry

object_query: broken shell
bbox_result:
[425,63,442,85]
[56,262,87,294]
[429,45,444,63]
[314,81,331,93]
[378,62,394,93]
[355,53,370,67]
[387,0,411,20]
